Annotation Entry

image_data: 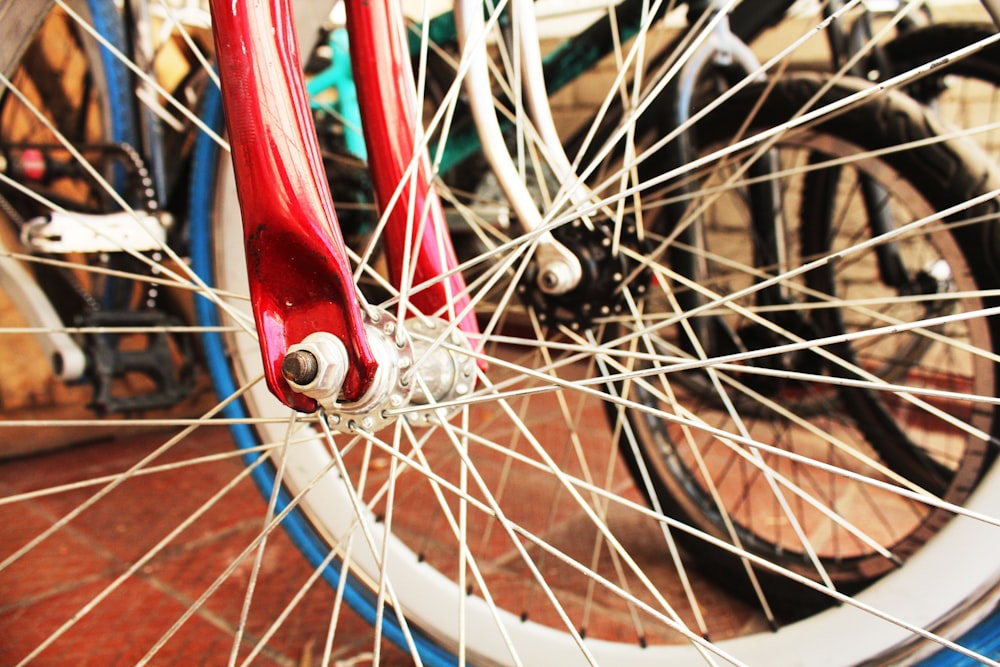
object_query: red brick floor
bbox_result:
[0,428,414,666]
[0,390,771,665]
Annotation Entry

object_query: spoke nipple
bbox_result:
[282,349,319,385]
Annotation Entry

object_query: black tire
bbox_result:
[885,22,1000,99]
[614,73,1000,619]
[885,22,1000,159]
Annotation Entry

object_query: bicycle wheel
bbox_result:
[5,1,1000,666]
[609,73,1000,621]
[201,5,1000,667]
[583,11,1000,621]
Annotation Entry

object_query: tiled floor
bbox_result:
[0,427,413,666]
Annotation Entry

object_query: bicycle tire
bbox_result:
[588,13,1000,624]
[613,72,1000,621]
[884,21,1000,157]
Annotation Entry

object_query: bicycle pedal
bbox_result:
[76,310,197,414]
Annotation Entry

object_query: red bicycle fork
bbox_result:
[209,0,477,414]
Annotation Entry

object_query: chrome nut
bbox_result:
[535,236,582,295]
[283,332,349,404]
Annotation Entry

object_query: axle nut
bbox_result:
[536,256,580,295]
[283,333,349,403]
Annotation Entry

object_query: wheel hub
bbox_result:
[520,218,651,329]
[282,311,477,432]
[283,309,413,433]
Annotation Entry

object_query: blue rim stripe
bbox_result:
[915,602,1000,665]
[187,82,457,667]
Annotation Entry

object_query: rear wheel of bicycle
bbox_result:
[5,1,1000,665]
[611,74,1000,622]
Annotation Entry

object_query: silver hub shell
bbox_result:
[405,317,477,426]
[284,312,476,432]
[329,309,413,433]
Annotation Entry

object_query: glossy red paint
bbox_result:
[209,0,378,410]
[345,0,480,337]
